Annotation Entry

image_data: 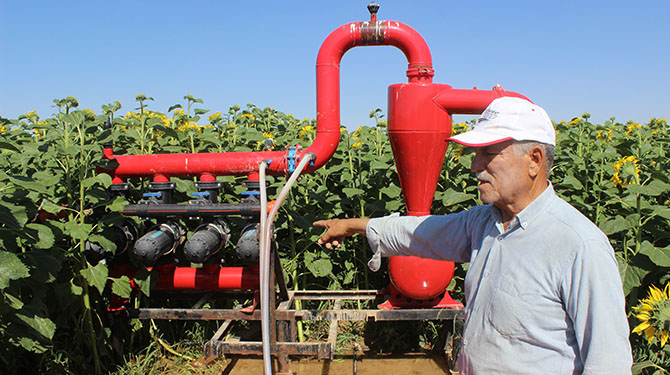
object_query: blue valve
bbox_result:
[190,192,210,198]
[287,147,297,174]
[142,192,162,198]
[241,191,260,196]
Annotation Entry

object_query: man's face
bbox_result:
[470,140,531,209]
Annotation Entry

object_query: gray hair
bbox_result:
[513,140,555,175]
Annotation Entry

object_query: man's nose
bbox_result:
[471,152,484,172]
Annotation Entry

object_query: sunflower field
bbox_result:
[0,95,668,374]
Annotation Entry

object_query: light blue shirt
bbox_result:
[366,184,632,374]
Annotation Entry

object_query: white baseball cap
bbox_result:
[448,97,555,147]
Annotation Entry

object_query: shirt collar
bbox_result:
[488,181,555,231]
[515,182,555,230]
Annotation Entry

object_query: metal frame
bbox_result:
[123,286,463,374]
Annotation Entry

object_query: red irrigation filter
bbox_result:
[96,2,531,312]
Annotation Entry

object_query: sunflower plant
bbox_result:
[633,283,670,347]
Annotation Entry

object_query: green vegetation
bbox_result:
[0,96,668,373]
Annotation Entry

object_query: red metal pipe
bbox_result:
[110,264,260,291]
[435,85,531,114]
[102,20,433,180]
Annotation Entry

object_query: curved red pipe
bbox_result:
[435,86,531,114]
[103,20,432,180]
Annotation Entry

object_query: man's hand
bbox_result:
[313,218,370,249]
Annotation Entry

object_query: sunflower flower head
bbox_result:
[632,283,670,347]
[352,126,362,140]
[26,110,40,123]
[299,125,314,140]
[208,112,223,125]
[625,122,642,135]
[611,155,641,188]
[596,128,613,142]
[176,122,200,132]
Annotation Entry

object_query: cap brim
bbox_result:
[447,131,513,147]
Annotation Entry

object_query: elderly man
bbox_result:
[313,97,633,374]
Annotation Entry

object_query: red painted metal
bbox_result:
[109,264,260,291]
[153,264,260,290]
[101,20,434,181]
[435,85,531,114]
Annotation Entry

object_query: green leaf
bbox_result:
[442,189,475,207]
[598,216,631,235]
[370,159,388,170]
[168,104,182,112]
[24,251,61,284]
[194,108,209,115]
[380,184,401,199]
[655,206,670,220]
[307,258,332,278]
[626,180,669,196]
[32,170,61,186]
[133,268,156,297]
[16,312,56,341]
[17,336,47,354]
[560,173,583,190]
[343,269,355,285]
[342,188,365,198]
[24,223,55,249]
[0,141,20,152]
[64,220,93,240]
[639,241,670,267]
[80,262,108,294]
[108,196,130,212]
[153,124,179,138]
[111,276,132,299]
[0,203,22,229]
[4,291,24,310]
[0,252,31,289]
[70,279,83,296]
[619,260,648,296]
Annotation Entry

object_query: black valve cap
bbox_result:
[184,229,222,263]
[131,229,175,267]
[236,224,260,264]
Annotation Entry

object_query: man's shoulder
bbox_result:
[545,195,608,243]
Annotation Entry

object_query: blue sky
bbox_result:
[1,1,668,128]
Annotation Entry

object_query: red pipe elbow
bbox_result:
[434,86,532,115]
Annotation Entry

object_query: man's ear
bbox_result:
[528,145,545,178]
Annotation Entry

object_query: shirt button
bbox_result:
[485,271,490,277]
[522,221,528,227]
[497,236,503,241]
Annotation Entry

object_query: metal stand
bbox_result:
[125,286,463,374]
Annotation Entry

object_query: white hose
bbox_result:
[258,160,270,375]
[259,153,315,375]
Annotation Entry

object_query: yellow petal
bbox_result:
[633,304,653,312]
[634,312,651,321]
[633,321,651,333]
[664,283,670,299]
[644,326,657,342]
[661,331,669,347]
[649,285,663,302]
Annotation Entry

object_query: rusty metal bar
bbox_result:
[290,289,380,300]
[326,300,342,359]
[204,320,234,358]
[128,307,462,321]
[209,341,332,360]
